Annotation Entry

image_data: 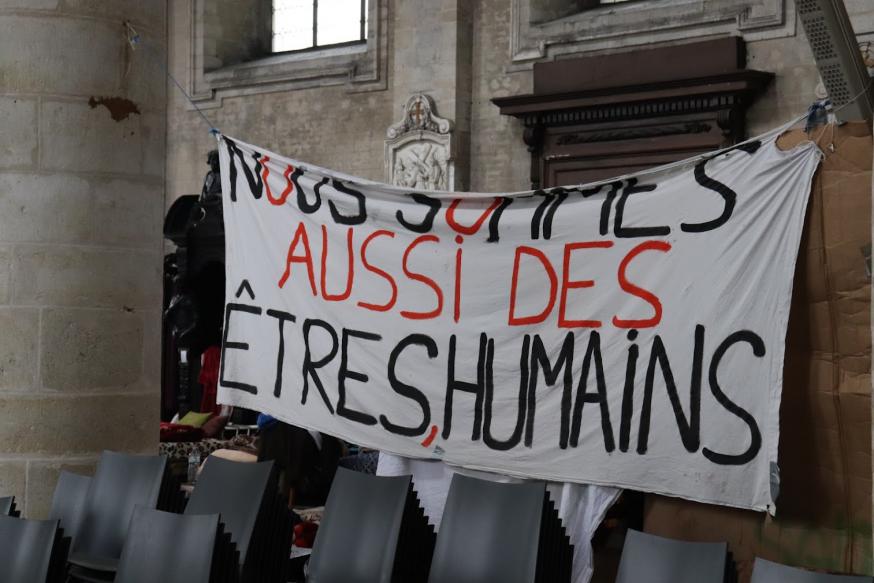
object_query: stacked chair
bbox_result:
[48,471,91,545]
[615,529,729,583]
[66,451,173,582]
[0,495,21,517]
[532,485,574,583]
[2,449,870,583]
[184,456,294,582]
[614,531,874,583]
[0,451,291,583]
[751,558,873,582]
[427,474,572,583]
[307,467,436,583]
[113,507,237,583]
[0,515,69,583]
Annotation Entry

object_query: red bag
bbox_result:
[159,422,204,443]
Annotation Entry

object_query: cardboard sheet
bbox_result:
[644,122,873,581]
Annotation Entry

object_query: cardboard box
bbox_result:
[644,123,873,582]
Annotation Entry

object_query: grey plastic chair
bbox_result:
[0,515,62,583]
[48,471,91,543]
[752,557,872,583]
[0,495,16,516]
[114,507,219,583]
[307,468,415,583]
[184,456,275,571]
[428,474,547,583]
[67,451,167,576]
[615,529,727,583]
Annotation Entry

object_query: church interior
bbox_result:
[0,0,871,582]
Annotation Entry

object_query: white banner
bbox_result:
[217,132,820,512]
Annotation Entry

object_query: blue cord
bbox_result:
[125,21,220,138]
[804,99,830,133]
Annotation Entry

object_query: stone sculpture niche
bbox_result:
[385,93,454,191]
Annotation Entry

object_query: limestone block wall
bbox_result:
[0,0,165,517]
[166,0,394,204]
[469,0,533,193]
[168,1,874,198]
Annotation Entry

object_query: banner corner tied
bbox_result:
[216,128,821,512]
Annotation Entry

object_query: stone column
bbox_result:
[392,0,473,189]
[0,1,165,517]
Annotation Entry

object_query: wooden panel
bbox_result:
[533,37,745,95]
[547,153,692,186]
[494,37,771,190]
[540,114,726,186]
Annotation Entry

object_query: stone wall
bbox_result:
[469,0,533,193]
[0,0,165,517]
[166,0,533,198]
[166,0,393,202]
[166,1,874,199]
[747,3,874,136]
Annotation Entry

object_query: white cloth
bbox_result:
[219,131,821,513]
[307,430,323,451]
[377,452,621,583]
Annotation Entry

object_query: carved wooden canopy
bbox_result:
[493,37,773,188]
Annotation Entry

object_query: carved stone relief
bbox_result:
[385,94,454,191]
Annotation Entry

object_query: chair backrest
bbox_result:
[752,558,873,583]
[184,455,274,566]
[615,529,727,583]
[115,507,218,583]
[48,471,92,543]
[428,474,546,583]
[0,515,59,583]
[70,451,167,564]
[0,496,15,516]
[307,467,412,583]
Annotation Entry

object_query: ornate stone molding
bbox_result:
[385,94,455,191]
[510,0,793,66]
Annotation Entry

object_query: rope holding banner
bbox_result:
[123,20,221,139]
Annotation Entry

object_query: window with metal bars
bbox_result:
[272,0,368,53]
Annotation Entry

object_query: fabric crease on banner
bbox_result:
[377,453,621,583]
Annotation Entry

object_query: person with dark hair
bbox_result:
[256,414,343,507]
